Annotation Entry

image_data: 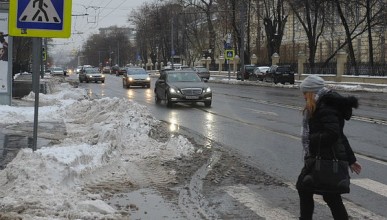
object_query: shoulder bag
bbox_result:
[301,135,350,194]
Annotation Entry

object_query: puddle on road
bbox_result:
[107,188,183,219]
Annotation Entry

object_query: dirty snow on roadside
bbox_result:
[0,83,194,219]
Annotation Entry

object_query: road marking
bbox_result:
[243,107,279,116]
[352,178,387,197]
[355,154,387,166]
[223,185,297,219]
[286,182,386,219]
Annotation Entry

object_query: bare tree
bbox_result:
[260,0,289,62]
[288,0,329,70]
[179,0,217,68]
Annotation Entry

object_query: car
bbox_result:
[264,65,295,84]
[116,67,127,76]
[102,66,111,74]
[111,65,120,75]
[236,64,256,80]
[122,67,151,88]
[250,66,270,81]
[50,67,65,76]
[193,66,210,81]
[79,67,105,83]
[75,66,83,74]
[154,70,212,108]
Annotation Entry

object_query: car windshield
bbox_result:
[196,67,208,72]
[127,68,147,75]
[277,67,292,72]
[84,68,100,74]
[245,66,255,72]
[53,67,63,71]
[167,72,201,82]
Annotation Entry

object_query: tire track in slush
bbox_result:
[178,151,222,220]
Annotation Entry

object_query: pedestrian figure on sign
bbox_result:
[33,0,49,22]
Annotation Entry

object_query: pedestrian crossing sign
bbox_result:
[225,49,235,60]
[9,0,72,38]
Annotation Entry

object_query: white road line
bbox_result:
[287,182,386,220]
[352,178,387,197]
[223,185,297,220]
[355,154,387,166]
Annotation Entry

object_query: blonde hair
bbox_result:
[303,92,317,118]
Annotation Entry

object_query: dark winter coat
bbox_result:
[308,91,359,165]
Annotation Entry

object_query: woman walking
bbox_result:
[296,75,362,220]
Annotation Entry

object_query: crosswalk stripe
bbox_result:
[351,178,387,197]
[287,181,386,219]
[223,185,297,219]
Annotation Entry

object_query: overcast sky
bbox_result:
[52,0,149,63]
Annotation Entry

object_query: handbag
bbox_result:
[300,135,350,194]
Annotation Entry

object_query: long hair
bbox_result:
[303,92,316,118]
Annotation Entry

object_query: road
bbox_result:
[77,73,387,219]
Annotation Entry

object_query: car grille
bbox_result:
[181,88,202,95]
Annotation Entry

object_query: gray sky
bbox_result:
[52,0,147,65]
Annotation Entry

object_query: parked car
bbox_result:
[264,65,295,84]
[236,64,256,80]
[122,67,151,88]
[79,67,105,83]
[250,66,270,81]
[154,70,212,108]
[193,66,210,81]
[50,67,65,76]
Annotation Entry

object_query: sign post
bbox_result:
[9,0,72,151]
[225,49,234,80]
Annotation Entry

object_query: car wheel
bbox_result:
[204,101,212,107]
[86,79,89,83]
[102,81,105,83]
[166,93,173,108]
[126,84,130,89]
[79,79,83,83]
[147,84,150,88]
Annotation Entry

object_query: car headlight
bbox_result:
[101,74,105,78]
[169,87,179,94]
[204,87,211,93]
[146,77,150,81]
[128,77,133,81]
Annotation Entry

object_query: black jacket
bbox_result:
[308,91,358,165]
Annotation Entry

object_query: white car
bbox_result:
[50,67,65,76]
[252,66,270,81]
[122,67,151,88]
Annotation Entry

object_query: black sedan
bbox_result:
[154,70,212,107]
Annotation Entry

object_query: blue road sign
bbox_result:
[9,0,72,38]
[17,0,64,30]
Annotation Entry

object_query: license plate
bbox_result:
[186,96,199,100]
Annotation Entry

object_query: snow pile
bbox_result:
[0,82,195,219]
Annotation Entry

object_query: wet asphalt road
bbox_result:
[74,73,387,218]
[2,74,386,219]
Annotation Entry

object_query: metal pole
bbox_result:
[171,16,174,68]
[240,0,247,81]
[32,37,42,151]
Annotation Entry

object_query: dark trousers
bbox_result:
[298,190,348,220]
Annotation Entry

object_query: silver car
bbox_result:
[79,67,105,83]
[122,68,151,88]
